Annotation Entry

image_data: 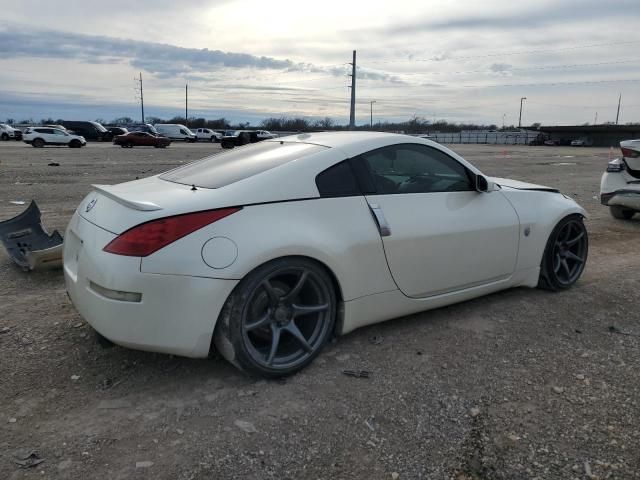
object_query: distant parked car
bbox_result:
[23,127,86,148]
[154,124,197,142]
[126,124,159,135]
[107,127,128,137]
[220,130,257,149]
[571,139,586,146]
[256,130,277,140]
[194,128,222,142]
[544,139,559,146]
[61,121,111,141]
[113,131,171,148]
[0,123,19,141]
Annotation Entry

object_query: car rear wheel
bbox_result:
[538,214,588,291]
[609,206,635,220]
[214,257,336,377]
[32,138,45,148]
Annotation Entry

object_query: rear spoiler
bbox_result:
[92,185,162,211]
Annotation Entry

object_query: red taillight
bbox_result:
[103,207,240,257]
[621,147,639,158]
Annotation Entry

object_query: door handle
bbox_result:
[368,203,391,237]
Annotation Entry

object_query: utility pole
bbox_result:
[370,100,376,128]
[139,72,145,124]
[616,93,621,125]
[348,50,356,130]
[185,84,188,127]
[594,112,598,125]
[518,97,526,128]
[502,113,506,129]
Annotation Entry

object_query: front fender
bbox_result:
[499,189,586,273]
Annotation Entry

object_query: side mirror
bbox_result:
[475,174,489,192]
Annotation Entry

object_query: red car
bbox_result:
[113,131,171,148]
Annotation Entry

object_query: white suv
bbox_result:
[194,128,222,142]
[0,123,18,140]
[23,127,86,148]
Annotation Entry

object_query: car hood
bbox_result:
[490,177,559,193]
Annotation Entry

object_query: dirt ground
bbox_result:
[1,140,639,480]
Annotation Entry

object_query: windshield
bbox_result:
[89,121,108,132]
[160,141,327,189]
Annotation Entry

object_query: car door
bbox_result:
[354,143,520,298]
[139,132,154,146]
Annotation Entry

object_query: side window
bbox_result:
[315,160,361,197]
[180,129,187,135]
[361,144,472,194]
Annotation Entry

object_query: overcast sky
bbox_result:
[1,0,639,126]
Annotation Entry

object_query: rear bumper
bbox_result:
[601,190,640,209]
[600,171,640,209]
[63,212,238,358]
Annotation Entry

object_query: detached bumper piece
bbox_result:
[0,201,63,271]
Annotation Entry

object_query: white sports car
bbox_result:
[600,139,640,219]
[64,132,588,377]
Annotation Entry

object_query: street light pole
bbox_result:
[518,97,527,128]
[502,113,506,129]
[370,100,376,128]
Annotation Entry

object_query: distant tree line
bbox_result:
[7,115,640,132]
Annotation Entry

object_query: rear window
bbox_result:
[160,141,327,189]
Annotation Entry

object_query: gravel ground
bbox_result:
[0,140,639,480]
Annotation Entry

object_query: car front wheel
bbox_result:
[609,206,635,220]
[538,214,588,291]
[214,257,336,377]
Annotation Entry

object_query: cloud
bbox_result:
[0,25,298,76]
[489,63,513,75]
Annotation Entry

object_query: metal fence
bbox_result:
[425,131,540,145]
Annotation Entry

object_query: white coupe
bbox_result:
[64,132,588,377]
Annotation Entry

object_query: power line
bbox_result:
[462,78,640,88]
[393,59,640,77]
[365,40,640,64]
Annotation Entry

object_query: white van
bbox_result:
[153,124,197,142]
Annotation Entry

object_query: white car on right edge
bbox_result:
[601,139,640,219]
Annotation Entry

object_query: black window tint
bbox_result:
[316,160,360,197]
[362,144,472,194]
[161,141,327,189]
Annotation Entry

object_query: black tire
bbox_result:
[69,139,81,148]
[609,206,635,220]
[214,257,337,377]
[1,133,8,141]
[538,214,588,291]
[32,138,45,148]
[210,136,215,142]
[125,142,133,148]
[120,144,127,148]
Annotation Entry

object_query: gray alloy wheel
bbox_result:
[214,257,336,377]
[32,138,45,148]
[610,206,635,220]
[539,214,588,291]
